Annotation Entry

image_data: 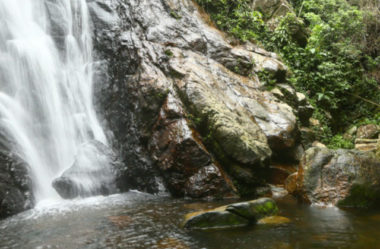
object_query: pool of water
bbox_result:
[1,191,380,249]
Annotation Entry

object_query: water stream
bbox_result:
[0,0,107,201]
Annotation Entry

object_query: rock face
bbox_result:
[89,0,304,197]
[183,197,280,230]
[148,94,235,198]
[0,150,34,218]
[288,147,380,207]
[52,141,120,199]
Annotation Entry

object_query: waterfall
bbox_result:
[0,0,108,202]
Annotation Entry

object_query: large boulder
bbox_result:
[0,150,34,218]
[148,94,236,198]
[89,0,303,197]
[52,140,120,199]
[288,147,380,208]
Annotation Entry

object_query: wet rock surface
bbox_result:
[89,0,305,198]
[0,150,34,218]
[53,141,120,199]
[288,147,380,207]
[148,94,235,198]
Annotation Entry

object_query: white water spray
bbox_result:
[0,0,107,202]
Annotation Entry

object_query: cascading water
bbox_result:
[0,0,109,202]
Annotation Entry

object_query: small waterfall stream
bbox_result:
[0,0,107,202]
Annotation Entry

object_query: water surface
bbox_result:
[1,192,380,249]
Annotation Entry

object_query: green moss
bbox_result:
[164,49,174,57]
[327,134,354,149]
[169,10,182,20]
[338,184,380,208]
[253,200,278,216]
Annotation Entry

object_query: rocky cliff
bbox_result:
[88,0,311,198]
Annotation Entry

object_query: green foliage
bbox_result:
[196,0,269,43]
[327,134,354,149]
[196,0,380,146]
[257,71,279,90]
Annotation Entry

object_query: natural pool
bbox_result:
[1,191,380,249]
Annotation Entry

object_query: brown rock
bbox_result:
[356,124,379,139]
[284,172,298,194]
[269,164,297,185]
[149,94,235,198]
[355,143,377,152]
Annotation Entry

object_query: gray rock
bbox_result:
[292,147,380,207]
[52,140,120,199]
[0,150,34,218]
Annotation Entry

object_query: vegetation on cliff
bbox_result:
[196,0,380,147]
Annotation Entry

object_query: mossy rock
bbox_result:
[226,197,279,220]
[183,198,280,230]
[337,184,380,208]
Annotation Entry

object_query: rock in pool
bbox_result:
[183,197,282,230]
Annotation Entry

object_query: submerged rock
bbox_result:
[184,208,249,230]
[183,197,280,230]
[257,215,291,225]
[0,150,34,218]
[289,147,380,208]
[52,140,120,199]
